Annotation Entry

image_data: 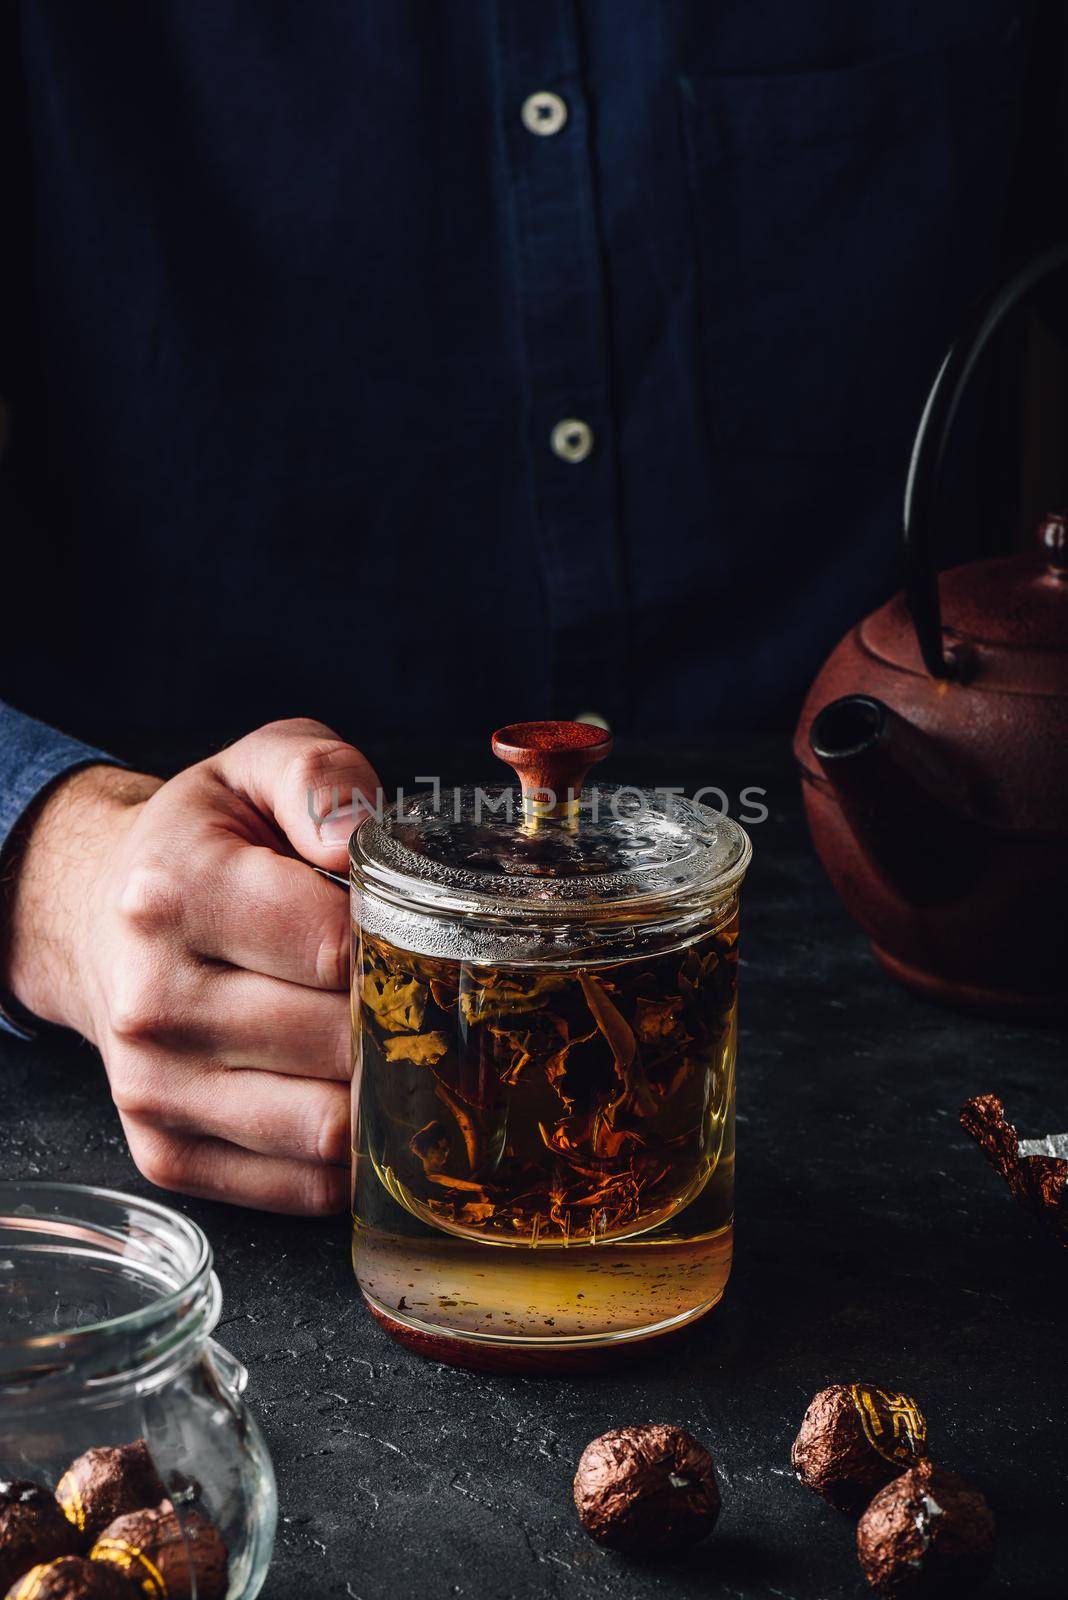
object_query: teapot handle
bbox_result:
[903,240,1068,677]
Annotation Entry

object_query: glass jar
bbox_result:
[350,724,751,1363]
[0,1183,276,1599]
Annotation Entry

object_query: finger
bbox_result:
[209,718,382,873]
[108,966,350,1082]
[118,1061,349,1164]
[123,1118,349,1215]
[206,972,351,1079]
[187,842,350,990]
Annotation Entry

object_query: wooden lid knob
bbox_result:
[491,720,612,818]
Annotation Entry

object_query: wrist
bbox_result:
[1,764,160,1036]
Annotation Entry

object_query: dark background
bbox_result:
[3,735,1066,1600]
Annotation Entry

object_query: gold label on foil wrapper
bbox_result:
[55,1471,86,1533]
[10,1567,50,1600]
[91,1538,169,1598]
[850,1384,927,1466]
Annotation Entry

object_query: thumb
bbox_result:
[213,718,382,871]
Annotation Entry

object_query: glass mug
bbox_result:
[349,723,751,1365]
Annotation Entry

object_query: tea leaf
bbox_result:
[635,995,687,1045]
[430,978,459,1011]
[384,1030,449,1066]
[409,1120,450,1174]
[579,972,657,1115]
[436,1079,485,1170]
[361,970,427,1033]
[459,971,567,1026]
[425,1170,487,1193]
[578,971,636,1065]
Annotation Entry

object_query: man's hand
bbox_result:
[1,719,380,1214]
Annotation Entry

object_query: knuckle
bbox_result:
[313,923,350,991]
[106,939,184,1044]
[335,1023,354,1083]
[285,736,360,796]
[302,1161,347,1216]
[258,717,338,744]
[244,719,345,786]
[130,1131,188,1193]
[314,1095,350,1166]
[119,862,184,932]
[108,972,167,1043]
[108,1056,162,1120]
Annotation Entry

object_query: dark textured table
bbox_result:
[4,734,1067,1600]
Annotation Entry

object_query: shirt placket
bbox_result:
[495,0,628,730]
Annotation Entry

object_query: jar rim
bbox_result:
[0,1182,215,1389]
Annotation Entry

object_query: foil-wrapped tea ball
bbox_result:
[91,1503,227,1600]
[856,1461,996,1594]
[573,1424,721,1555]
[792,1383,928,1512]
[55,1442,166,1542]
[5,1556,136,1600]
[0,1483,81,1595]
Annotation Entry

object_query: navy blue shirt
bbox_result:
[0,4,1047,827]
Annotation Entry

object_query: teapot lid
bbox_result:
[937,513,1068,652]
[350,721,750,922]
[862,514,1068,682]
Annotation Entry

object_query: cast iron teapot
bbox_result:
[795,245,1068,1018]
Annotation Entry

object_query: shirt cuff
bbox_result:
[0,703,125,1039]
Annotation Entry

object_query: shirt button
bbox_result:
[550,418,594,463]
[521,91,568,136]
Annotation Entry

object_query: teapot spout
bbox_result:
[809,696,978,904]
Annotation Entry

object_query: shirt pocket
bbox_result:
[678,21,1028,458]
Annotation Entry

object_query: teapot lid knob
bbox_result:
[1038,510,1068,577]
[491,720,612,818]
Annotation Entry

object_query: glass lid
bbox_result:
[351,723,751,918]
